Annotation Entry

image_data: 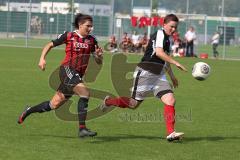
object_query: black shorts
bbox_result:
[58,65,83,98]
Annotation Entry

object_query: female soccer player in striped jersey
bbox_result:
[18,13,103,138]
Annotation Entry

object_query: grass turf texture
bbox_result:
[0,46,240,160]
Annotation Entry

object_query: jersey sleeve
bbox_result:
[155,30,164,48]
[52,31,68,47]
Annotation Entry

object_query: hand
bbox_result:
[38,58,46,71]
[175,62,187,72]
[95,45,103,57]
[171,76,178,88]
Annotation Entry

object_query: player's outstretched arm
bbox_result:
[39,42,54,71]
[155,47,187,72]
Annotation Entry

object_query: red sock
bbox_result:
[164,105,175,135]
[79,125,86,129]
[105,97,131,108]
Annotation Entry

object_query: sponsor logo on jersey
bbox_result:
[74,42,88,49]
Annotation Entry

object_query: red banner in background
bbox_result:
[131,16,164,28]
[131,16,138,27]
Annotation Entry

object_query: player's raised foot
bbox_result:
[99,96,110,112]
[166,131,184,142]
[17,106,31,124]
[79,128,97,138]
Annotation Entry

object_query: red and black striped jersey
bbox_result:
[52,31,98,75]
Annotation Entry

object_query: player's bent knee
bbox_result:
[50,100,63,109]
[50,97,66,109]
[165,98,176,106]
[73,85,90,97]
[161,94,176,106]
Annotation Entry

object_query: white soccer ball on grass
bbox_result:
[192,62,211,81]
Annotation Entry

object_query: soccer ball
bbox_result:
[192,62,211,81]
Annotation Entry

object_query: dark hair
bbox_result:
[164,14,179,24]
[73,13,93,29]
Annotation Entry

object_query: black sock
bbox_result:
[78,97,89,129]
[28,101,52,115]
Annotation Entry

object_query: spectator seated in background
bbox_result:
[120,32,132,52]
[172,39,181,57]
[172,39,185,57]
[140,32,149,53]
[131,31,141,53]
[109,35,118,53]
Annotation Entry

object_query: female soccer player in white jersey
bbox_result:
[100,14,187,142]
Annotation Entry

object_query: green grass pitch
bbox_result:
[0,46,240,160]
